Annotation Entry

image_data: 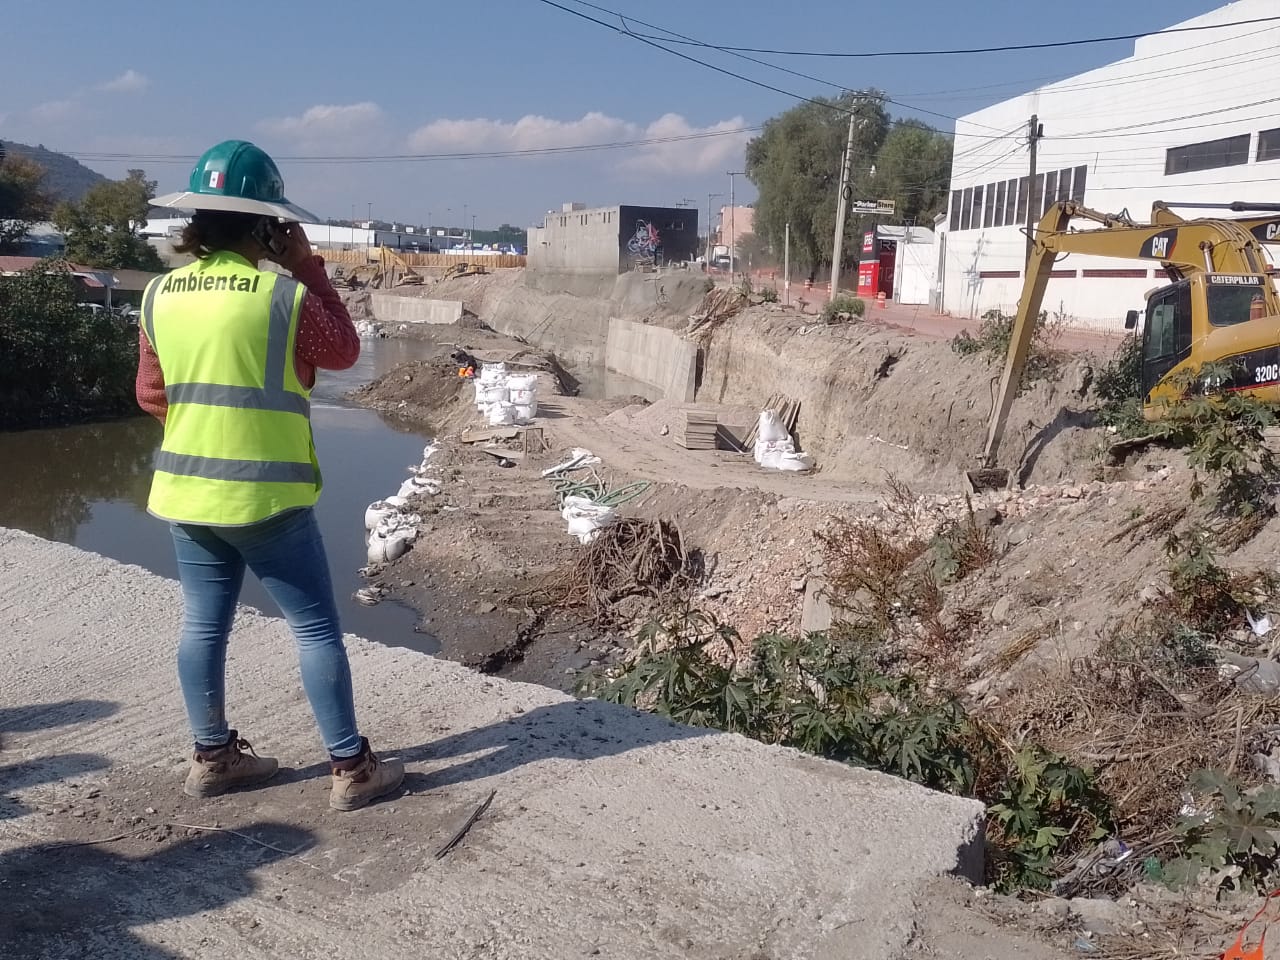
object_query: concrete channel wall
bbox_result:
[371,287,697,401]
[370,294,463,325]
[604,317,697,402]
[1,527,985,959]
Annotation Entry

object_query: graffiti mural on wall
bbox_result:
[617,206,698,272]
[625,220,661,267]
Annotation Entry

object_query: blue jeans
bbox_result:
[170,507,362,758]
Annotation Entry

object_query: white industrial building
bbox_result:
[940,0,1280,330]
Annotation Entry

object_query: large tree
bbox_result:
[0,153,53,252]
[745,90,890,275]
[870,120,953,228]
[54,169,164,270]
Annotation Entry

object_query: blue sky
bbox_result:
[2,0,1227,230]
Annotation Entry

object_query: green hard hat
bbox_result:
[152,139,317,222]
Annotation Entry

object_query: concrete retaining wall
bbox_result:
[605,318,697,402]
[370,294,463,325]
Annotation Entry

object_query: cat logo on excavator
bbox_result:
[968,200,1280,493]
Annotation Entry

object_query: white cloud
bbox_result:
[28,99,79,123]
[406,111,752,174]
[98,69,148,94]
[258,102,384,141]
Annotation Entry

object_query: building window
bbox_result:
[1003,179,1018,225]
[1056,167,1071,202]
[993,181,1006,228]
[971,186,984,230]
[1165,133,1250,175]
[1042,171,1057,215]
[1072,165,1088,202]
[983,183,996,228]
[1016,175,1030,224]
[960,187,973,231]
[1259,128,1280,162]
[949,191,961,231]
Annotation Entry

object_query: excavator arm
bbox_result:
[972,201,1277,486]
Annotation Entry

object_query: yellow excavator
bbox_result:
[970,200,1280,491]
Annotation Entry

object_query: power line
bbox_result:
[901,36,1280,104]
[535,0,1007,130]
[624,14,1280,59]
[560,0,853,97]
[58,125,765,165]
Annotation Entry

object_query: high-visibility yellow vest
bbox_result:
[140,251,321,526]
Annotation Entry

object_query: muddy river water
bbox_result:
[0,339,444,651]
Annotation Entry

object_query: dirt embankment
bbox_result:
[345,279,1131,678]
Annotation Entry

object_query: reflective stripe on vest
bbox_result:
[153,451,318,484]
[142,253,320,526]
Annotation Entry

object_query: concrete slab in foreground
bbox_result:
[0,528,985,960]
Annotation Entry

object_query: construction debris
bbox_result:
[528,518,700,622]
[686,287,748,336]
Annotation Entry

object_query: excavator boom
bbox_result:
[969,200,1280,491]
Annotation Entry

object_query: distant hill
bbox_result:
[1,141,108,204]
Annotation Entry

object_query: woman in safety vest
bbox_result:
[138,140,403,811]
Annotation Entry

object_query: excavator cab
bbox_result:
[1138,273,1277,416]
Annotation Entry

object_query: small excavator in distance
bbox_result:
[969,200,1280,492]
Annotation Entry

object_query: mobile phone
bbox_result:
[253,218,288,257]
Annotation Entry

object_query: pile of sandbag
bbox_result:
[473,363,538,426]
[753,410,814,472]
[362,442,440,565]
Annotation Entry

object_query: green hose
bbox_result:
[547,470,649,508]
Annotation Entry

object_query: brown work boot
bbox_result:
[329,738,404,811]
[183,731,279,798]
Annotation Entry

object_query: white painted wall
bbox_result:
[528,206,621,275]
[943,0,1280,330]
[141,217,375,250]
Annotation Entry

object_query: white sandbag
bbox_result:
[561,495,617,544]
[367,528,415,565]
[513,401,538,423]
[506,374,538,405]
[475,381,507,409]
[479,362,507,383]
[487,401,515,426]
[420,441,439,464]
[757,410,790,443]
[753,437,792,467]
[776,452,814,472]
[363,495,408,531]
[397,475,442,499]
[364,501,396,532]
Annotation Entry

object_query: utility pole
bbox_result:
[783,222,791,306]
[706,192,722,266]
[1025,114,1043,268]
[727,171,744,283]
[829,110,858,301]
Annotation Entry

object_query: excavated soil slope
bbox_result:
[698,307,1098,489]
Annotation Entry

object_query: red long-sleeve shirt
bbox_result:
[135,254,359,421]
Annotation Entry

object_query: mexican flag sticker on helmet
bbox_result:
[208,171,225,189]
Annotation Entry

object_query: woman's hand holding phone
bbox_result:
[265,222,314,274]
